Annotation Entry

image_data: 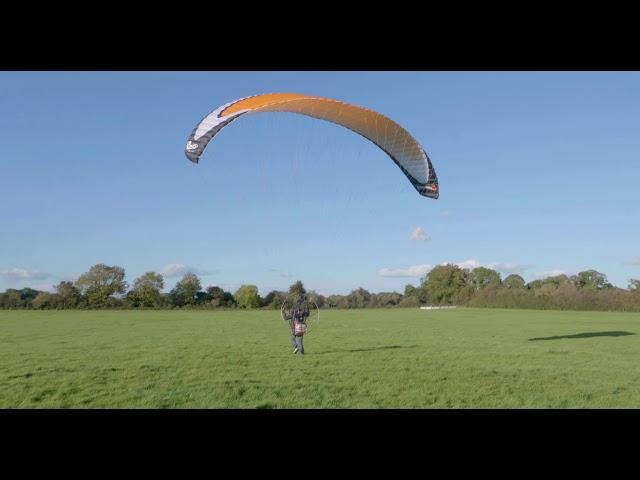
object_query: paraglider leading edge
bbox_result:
[184,93,439,199]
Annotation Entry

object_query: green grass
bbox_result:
[1,308,640,408]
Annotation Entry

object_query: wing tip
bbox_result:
[185,152,200,164]
[417,182,439,200]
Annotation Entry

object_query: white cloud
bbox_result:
[159,263,214,278]
[0,268,51,281]
[379,259,532,279]
[487,263,532,275]
[410,227,431,242]
[626,258,640,266]
[446,259,531,275]
[31,283,57,293]
[379,264,434,278]
[440,210,451,217]
[452,259,481,270]
[533,269,573,280]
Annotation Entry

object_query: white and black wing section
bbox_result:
[184,93,439,199]
[184,96,254,164]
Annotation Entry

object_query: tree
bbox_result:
[20,288,41,305]
[170,272,202,306]
[194,291,210,305]
[288,281,307,304]
[222,289,237,308]
[130,272,164,308]
[206,286,225,302]
[0,288,45,309]
[55,281,81,308]
[205,286,236,308]
[32,292,61,309]
[423,264,468,305]
[346,288,371,308]
[629,279,640,293]
[574,270,612,291]
[375,292,402,307]
[543,274,572,288]
[307,290,326,308]
[404,283,428,304]
[468,267,502,290]
[504,274,526,289]
[235,285,261,309]
[262,290,287,309]
[399,295,420,307]
[326,295,343,308]
[527,279,544,290]
[75,264,128,308]
[1,289,23,309]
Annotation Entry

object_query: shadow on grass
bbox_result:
[314,345,417,355]
[529,331,636,341]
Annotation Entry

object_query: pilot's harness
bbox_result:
[290,309,308,337]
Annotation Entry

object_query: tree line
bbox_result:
[1,263,639,312]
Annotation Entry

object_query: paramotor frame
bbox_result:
[280,298,320,337]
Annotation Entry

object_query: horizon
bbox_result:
[1,72,639,295]
[0,261,632,298]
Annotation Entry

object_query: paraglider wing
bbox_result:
[184,93,439,199]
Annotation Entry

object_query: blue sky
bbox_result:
[1,72,639,295]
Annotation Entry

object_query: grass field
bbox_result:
[1,308,640,408]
